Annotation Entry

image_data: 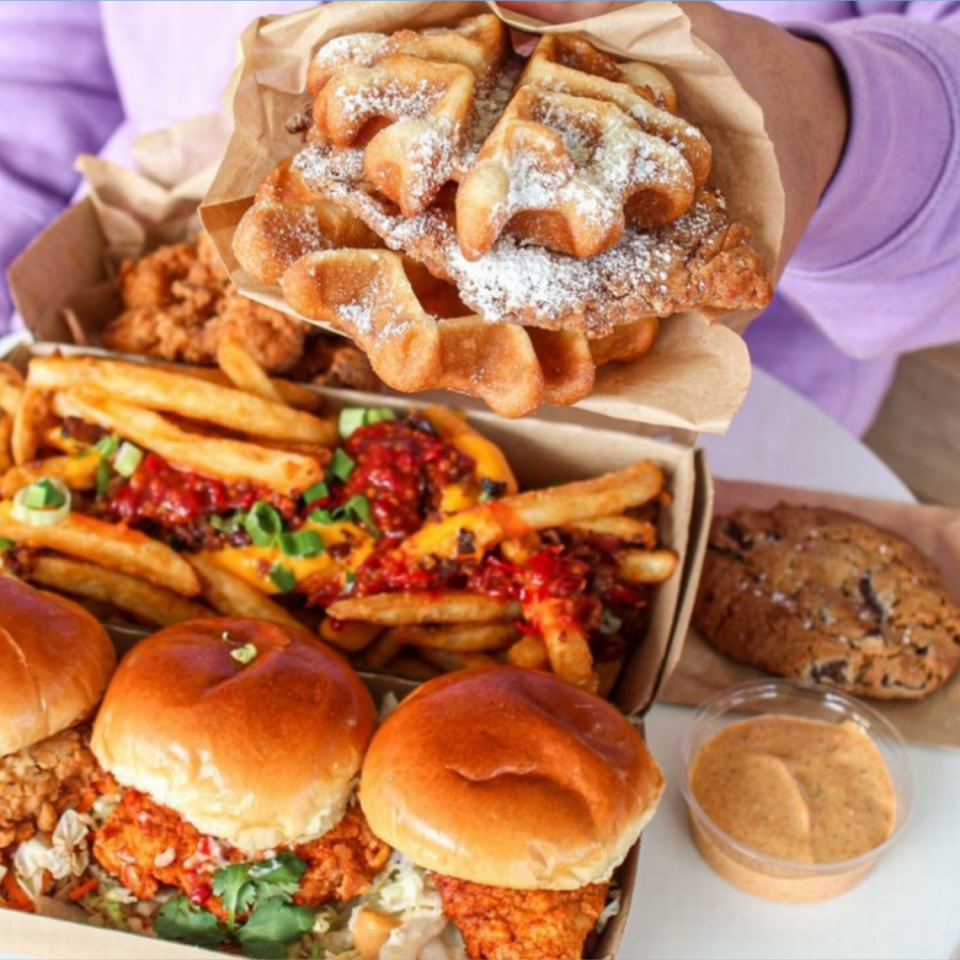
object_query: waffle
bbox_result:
[233,157,379,285]
[281,249,603,417]
[308,14,512,217]
[233,15,773,416]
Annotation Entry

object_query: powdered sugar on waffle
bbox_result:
[294,142,769,336]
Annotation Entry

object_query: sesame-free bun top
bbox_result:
[360,667,665,890]
[92,618,376,853]
[0,576,115,757]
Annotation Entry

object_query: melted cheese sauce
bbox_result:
[690,716,896,865]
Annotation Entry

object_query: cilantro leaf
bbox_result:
[236,898,314,959]
[155,896,224,949]
[248,853,307,900]
[213,864,258,931]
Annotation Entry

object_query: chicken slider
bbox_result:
[359,667,665,960]
[90,618,389,940]
[0,577,116,905]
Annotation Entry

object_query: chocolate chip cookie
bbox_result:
[694,504,960,700]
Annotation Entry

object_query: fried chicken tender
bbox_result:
[432,874,609,960]
[103,233,314,375]
[294,806,391,906]
[93,790,389,910]
[0,726,101,856]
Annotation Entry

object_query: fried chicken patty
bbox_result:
[0,726,100,858]
[92,790,389,910]
[432,874,609,960]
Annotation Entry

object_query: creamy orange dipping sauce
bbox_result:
[690,716,896,865]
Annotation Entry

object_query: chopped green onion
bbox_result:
[329,449,355,483]
[269,563,297,594]
[96,458,111,498]
[600,608,623,637]
[211,513,244,535]
[0,538,15,551]
[230,643,258,665]
[278,530,325,559]
[342,495,380,537]
[344,571,357,587]
[12,479,71,527]
[114,442,144,478]
[244,502,284,548]
[93,434,121,458]
[364,408,397,426]
[302,481,329,506]
[337,408,367,440]
[23,478,67,509]
[309,508,336,526]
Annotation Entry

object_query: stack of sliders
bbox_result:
[0,348,678,695]
[232,11,774,417]
[2,608,664,960]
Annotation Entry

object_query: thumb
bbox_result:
[494,2,636,24]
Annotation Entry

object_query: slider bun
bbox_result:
[92,618,376,853]
[360,667,664,890]
[0,576,115,756]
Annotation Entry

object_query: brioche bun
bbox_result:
[0,576,115,756]
[360,667,664,890]
[92,618,376,853]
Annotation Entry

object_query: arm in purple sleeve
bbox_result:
[784,2,960,361]
[0,0,124,332]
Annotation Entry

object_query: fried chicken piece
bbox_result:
[0,726,101,855]
[200,294,306,375]
[293,335,378,392]
[93,790,389,909]
[293,806,391,906]
[432,874,609,960]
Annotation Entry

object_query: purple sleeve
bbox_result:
[782,4,960,361]
[0,1,124,332]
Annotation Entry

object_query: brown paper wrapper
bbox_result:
[661,478,960,752]
[7,114,231,344]
[201,0,784,434]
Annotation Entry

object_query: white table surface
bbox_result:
[621,370,960,960]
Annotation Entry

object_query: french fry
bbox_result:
[398,461,664,561]
[532,597,598,693]
[505,633,549,670]
[360,632,407,670]
[380,654,442,682]
[0,504,200,596]
[567,516,657,548]
[0,417,12,475]
[187,553,302,629]
[217,338,286,405]
[29,356,336,446]
[597,657,625,699]
[27,556,211,627]
[319,618,383,654]
[0,363,24,417]
[422,406,518,496]
[617,549,679,585]
[11,387,50,466]
[0,452,101,499]
[327,592,522,626]
[247,437,333,464]
[54,391,324,495]
[418,647,499,673]
[389,623,519,653]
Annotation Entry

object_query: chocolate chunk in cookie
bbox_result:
[694,504,960,700]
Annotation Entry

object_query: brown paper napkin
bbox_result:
[661,478,960,751]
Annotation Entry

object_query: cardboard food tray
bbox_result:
[0,340,712,960]
[199,0,786,435]
[662,477,960,753]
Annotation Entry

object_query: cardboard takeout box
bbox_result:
[0,340,713,959]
